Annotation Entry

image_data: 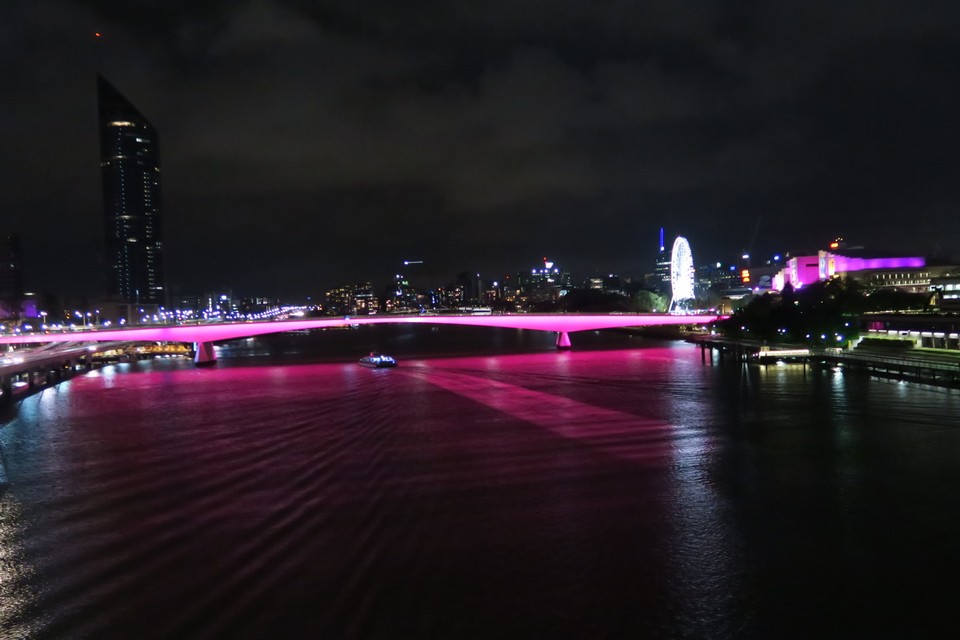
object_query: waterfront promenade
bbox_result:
[691,335,960,387]
[0,341,137,404]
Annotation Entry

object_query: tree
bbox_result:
[718,277,873,344]
[633,290,667,312]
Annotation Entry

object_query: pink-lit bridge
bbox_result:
[0,313,719,365]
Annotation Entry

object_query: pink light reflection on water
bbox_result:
[405,362,677,464]
[3,343,743,638]
[7,340,960,638]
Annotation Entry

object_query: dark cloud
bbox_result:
[1,0,959,298]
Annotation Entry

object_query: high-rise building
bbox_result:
[97,75,165,304]
[325,282,379,315]
[520,258,572,303]
[390,273,416,312]
[653,227,671,293]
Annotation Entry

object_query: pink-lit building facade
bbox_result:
[771,255,821,291]
[771,250,928,291]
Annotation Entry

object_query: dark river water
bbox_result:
[2,326,960,639]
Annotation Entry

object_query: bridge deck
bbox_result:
[0,313,720,346]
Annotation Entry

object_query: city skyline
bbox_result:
[2,1,959,298]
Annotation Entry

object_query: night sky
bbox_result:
[3,1,960,299]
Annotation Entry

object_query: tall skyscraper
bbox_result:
[653,227,671,293]
[97,75,165,304]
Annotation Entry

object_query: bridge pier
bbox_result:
[193,342,217,367]
[555,331,572,350]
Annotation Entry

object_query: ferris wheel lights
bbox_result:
[668,236,695,314]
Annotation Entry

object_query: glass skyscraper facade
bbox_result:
[97,75,165,304]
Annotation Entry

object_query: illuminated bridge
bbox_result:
[0,313,719,366]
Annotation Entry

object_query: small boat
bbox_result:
[358,353,397,368]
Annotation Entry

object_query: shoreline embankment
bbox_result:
[688,335,960,389]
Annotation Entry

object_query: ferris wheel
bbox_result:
[669,236,695,313]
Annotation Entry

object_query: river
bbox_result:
[1,326,959,638]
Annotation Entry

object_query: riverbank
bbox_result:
[689,335,960,388]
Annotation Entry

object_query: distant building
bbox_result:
[389,273,416,312]
[771,247,935,292]
[520,258,571,303]
[584,273,625,295]
[239,297,280,316]
[481,280,500,305]
[455,272,483,305]
[97,75,165,305]
[326,282,379,315]
[0,233,24,317]
[437,285,465,308]
[603,274,625,295]
[697,262,737,290]
[930,275,960,310]
[847,266,954,294]
[861,313,960,350]
[772,255,824,290]
[174,294,201,315]
[204,290,236,319]
[653,228,671,293]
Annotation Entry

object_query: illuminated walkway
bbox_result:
[0,313,719,365]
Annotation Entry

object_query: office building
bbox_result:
[97,75,165,304]
[326,282,379,315]
[653,228,671,293]
[520,258,572,304]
